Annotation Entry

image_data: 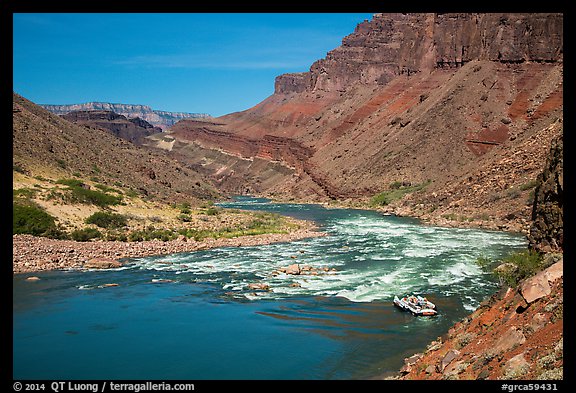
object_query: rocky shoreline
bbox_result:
[13,225,326,274]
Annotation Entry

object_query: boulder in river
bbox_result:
[84,258,123,269]
[284,263,301,275]
[248,283,270,291]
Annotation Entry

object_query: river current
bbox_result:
[13,196,526,379]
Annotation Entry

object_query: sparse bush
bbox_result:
[94,183,122,194]
[13,202,57,236]
[202,207,220,216]
[13,188,36,199]
[13,164,26,174]
[85,211,128,229]
[526,190,535,206]
[56,178,86,188]
[56,179,123,207]
[370,180,431,207]
[69,187,122,207]
[70,227,101,242]
[519,179,539,191]
[505,187,521,199]
[43,225,68,240]
[493,250,543,287]
[125,189,139,198]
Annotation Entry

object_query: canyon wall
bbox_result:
[275,13,563,94]
[41,102,211,130]
[61,110,162,144]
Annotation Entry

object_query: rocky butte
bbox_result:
[147,12,563,234]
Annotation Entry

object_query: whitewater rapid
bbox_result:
[122,199,525,311]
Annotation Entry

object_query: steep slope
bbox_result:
[13,93,217,204]
[41,102,211,130]
[395,135,563,380]
[61,110,162,145]
[146,12,563,233]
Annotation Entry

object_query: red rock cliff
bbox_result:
[275,13,563,94]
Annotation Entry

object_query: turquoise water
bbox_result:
[13,196,526,379]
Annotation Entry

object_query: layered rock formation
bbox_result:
[276,13,563,94]
[41,102,211,130]
[148,12,563,233]
[61,110,162,144]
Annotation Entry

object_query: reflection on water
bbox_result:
[13,197,526,380]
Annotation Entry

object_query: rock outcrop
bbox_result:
[528,135,563,252]
[61,110,162,144]
[41,102,211,130]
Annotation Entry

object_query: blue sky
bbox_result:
[13,13,374,117]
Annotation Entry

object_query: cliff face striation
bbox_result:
[149,12,563,234]
[61,110,162,144]
[41,102,211,131]
[275,13,563,94]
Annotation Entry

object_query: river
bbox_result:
[13,196,526,379]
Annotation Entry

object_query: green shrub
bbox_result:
[13,164,26,174]
[43,225,69,240]
[56,178,86,187]
[493,250,543,287]
[85,211,128,229]
[475,255,493,269]
[370,180,431,207]
[70,227,101,242]
[13,188,36,199]
[176,202,192,214]
[519,179,539,191]
[71,187,122,207]
[202,207,220,216]
[13,202,57,236]
[94,183,122,194]
[56,180,123,207]
[178,213,191,222]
